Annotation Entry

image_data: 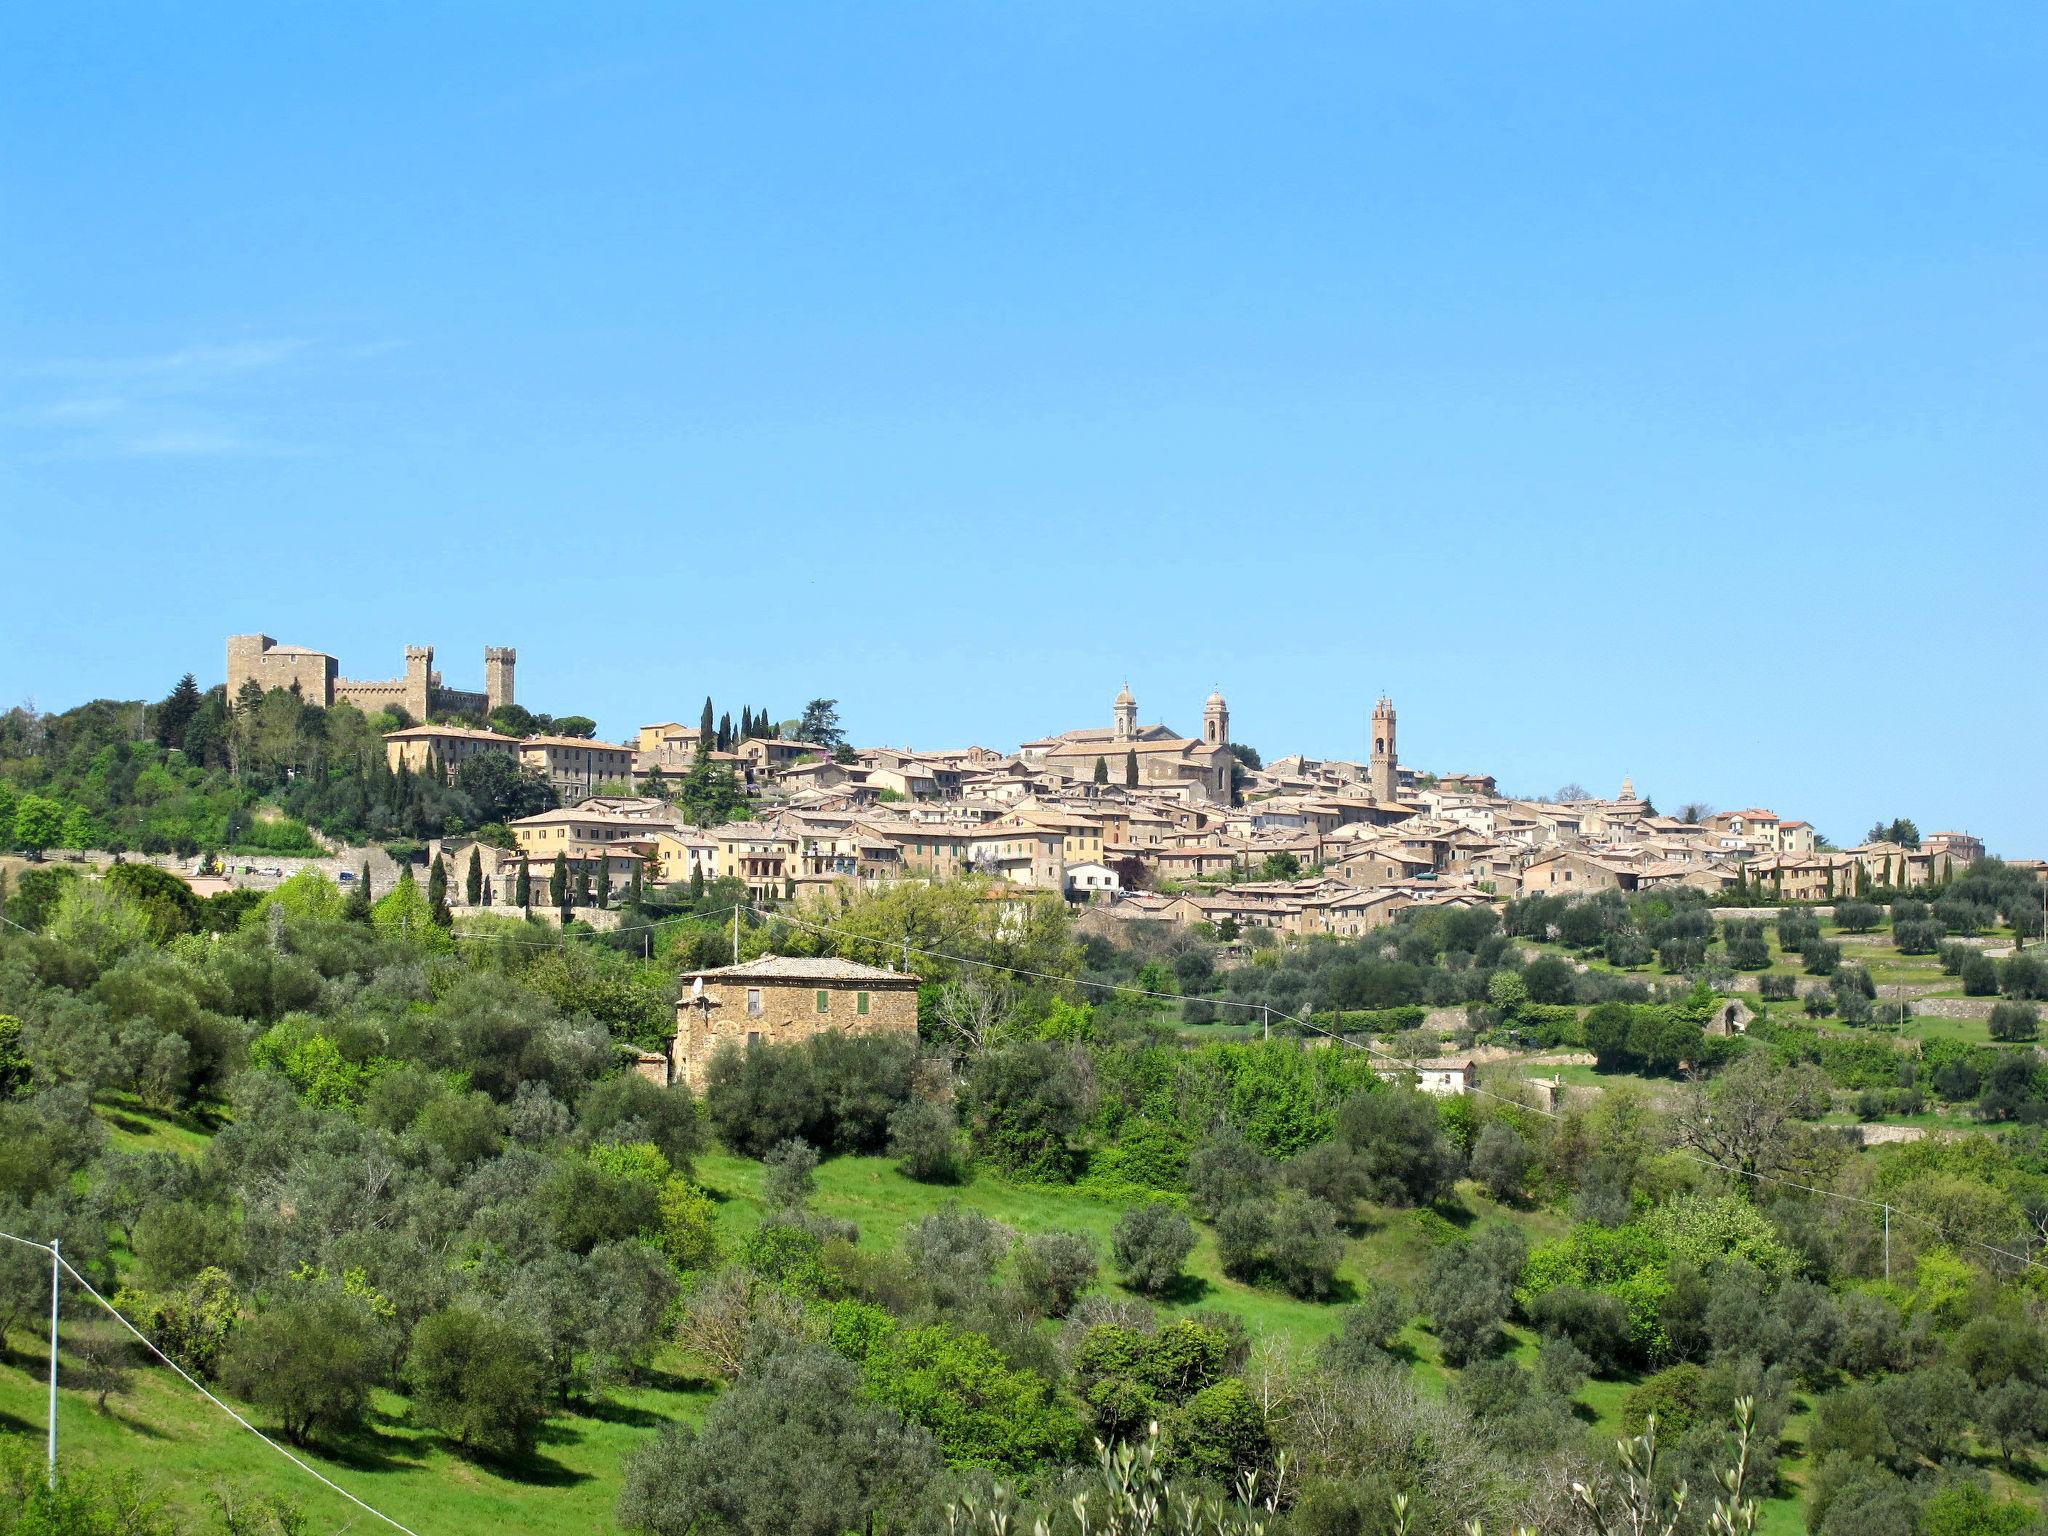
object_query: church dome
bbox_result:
[1206,688,1227,708]
[1115,683,1135,707]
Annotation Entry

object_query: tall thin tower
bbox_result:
[1370,695,1398,801]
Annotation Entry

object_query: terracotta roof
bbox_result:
[385,725,519,743]
[685,955,921,985]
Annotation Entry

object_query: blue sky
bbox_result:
[3,4,2043,852]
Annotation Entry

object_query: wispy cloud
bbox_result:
[7,334,394,462]
[30,338,307,385]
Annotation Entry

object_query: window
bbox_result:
[856,991,869,1016]
[816,990,830,1014]
[747,988,763,1016]
[746,1031,760,1049]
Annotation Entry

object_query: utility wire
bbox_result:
[0,1229,422,1536]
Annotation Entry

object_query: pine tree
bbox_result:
[516,859,532,909]
[344,860,373,921]
[427,855,453,927]
[1093,756,1109,784]
[156,673,203,751]
[465,847,483,906]
[1125,750,1139,788]
[550,854,568,912]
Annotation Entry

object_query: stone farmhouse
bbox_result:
[666,955,921,1088]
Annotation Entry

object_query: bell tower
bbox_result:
[1113,683,1137,744]
[1370,695,1397,801]
[1203,688,1229,747]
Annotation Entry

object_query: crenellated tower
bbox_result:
[485,647,517,711]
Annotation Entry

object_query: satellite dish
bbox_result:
[690,977,704,1002]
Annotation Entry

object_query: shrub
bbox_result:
[888,1098,963,1183]
[1011,1231,1097,1318]
[1263,1194,1344,1300]
[1526,1284,1632,1375]
[1802,939,1841,977]
[1470,1122,1534,1203]
[1112,1204,1195,1297]
[961,1041,1088,1182]
[220,1291,385,1446]
[404,1305,552,1457]
[1893,920,1943,955]
[1989,1002,2042,1043]
[762,1137,819,1210]
[1320,1286,1411,1370]
[2004,952,2048,1001]
[1422,1224,1525,1366]
[1723,921,1771,971]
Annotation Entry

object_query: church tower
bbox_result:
[1114,683,1137,744]
[1370,695,1398,801]
[1203,687,1229,747]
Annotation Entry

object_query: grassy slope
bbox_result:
[0,1096,1893,1535]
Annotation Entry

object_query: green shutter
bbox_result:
[816,990,829,1013]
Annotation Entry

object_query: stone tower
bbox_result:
[485,647,517,711]
[1203,687,1229,747]
[1113,683,1137,744]
[403,646,434,722]
[1370,695,1398,802]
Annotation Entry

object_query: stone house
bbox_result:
[668,955,922,1088]
[519,736,636,803]
[384,724,520,781]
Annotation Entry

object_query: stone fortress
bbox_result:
[227,634,515,722]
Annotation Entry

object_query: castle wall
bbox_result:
[231,635,515,723]
[336,677,429,721]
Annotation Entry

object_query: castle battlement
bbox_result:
[228,634,515,722]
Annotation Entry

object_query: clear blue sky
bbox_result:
[4,4,2043,852]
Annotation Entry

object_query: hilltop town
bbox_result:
[216,632,2009,933]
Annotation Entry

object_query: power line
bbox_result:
[0,1229,422,1536]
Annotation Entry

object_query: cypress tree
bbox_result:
[465,847,483,906]
[1125,750,1139,788]
[699,697,714,759]
[344,860,373,921]
[575,861,593,906]
[689,864,705,901]
[595,855,611,909]
[628,856,643,907]
[717,712,733,752]
[516,858,531,909]
[1093,756,1108,784]
[427,855,452,927]
[550,854,568,912]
